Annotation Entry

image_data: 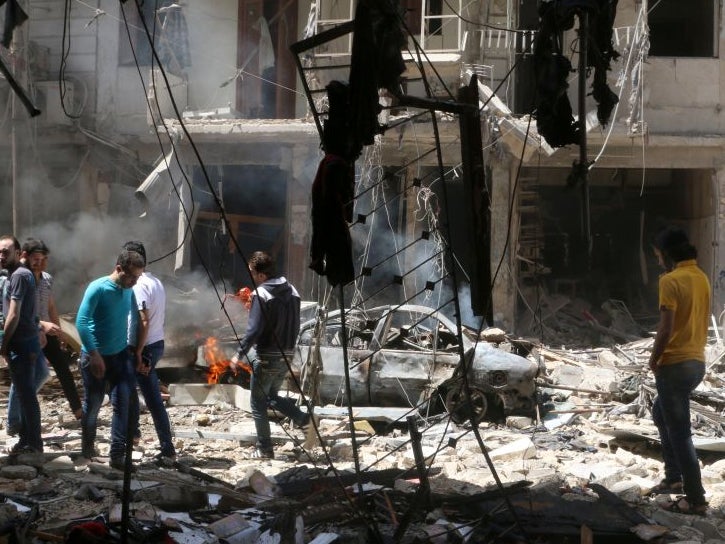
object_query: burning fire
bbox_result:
[204,336,251,384]
[223,286,253,310]
[237,286,253,309]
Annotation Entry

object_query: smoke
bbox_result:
[25,213,158,313]
[22,212,247,345]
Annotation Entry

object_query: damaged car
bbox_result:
[293,304,540,423]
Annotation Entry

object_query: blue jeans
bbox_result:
[7,336,45,451]
[80,349,138,461]
[250,355,306,451]
[134,340,175,457]
[652,360,706,505]
[7,352,50,434]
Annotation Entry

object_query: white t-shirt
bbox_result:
[131,271,166,346]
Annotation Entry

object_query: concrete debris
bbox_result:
[2,319,725,543]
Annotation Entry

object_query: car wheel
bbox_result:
[444,386,488,424]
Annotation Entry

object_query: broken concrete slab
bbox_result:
[169,383,251,410]
[209,512,262,542]
[313,406,416,423]
[487,437,537,462]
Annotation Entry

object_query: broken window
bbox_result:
[648,0,718,57]
[235,0,299,118]
[314,0,462,54]
[382,310,457,352]
[119,1,191,75]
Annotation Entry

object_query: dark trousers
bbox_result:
[7,336,44,452]
[134,340,175,457]
[250,355,306,451]
[652,360,707,505]
[44,335,82,414]
[80,349,138,460]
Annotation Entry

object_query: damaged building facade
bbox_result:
[0,0,724,337]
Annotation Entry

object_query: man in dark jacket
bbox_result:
[230,251,309,459]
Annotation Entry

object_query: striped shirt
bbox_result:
[36,271,52,322]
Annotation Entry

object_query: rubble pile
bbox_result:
[1,330,725,543]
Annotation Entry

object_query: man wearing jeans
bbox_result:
[123,241,176,465]
[8,239,81,435]
[649,226,710,515]
[76,249,144,469]
[230,251,309,459]
[0,235,44,455]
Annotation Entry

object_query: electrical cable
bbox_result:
[126,4,371,529]
[59,0,81,119]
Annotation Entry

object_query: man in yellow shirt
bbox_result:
[648,226,709,515]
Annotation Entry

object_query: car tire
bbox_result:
[445,386,488,424]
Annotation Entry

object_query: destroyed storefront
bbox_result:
[514,165,717,345]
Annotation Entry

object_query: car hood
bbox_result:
[469,342,539,377]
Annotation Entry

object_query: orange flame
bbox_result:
[222,286,253,311]
[204,337,251,384]
[237,287,253,309]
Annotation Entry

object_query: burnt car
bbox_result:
[293,305,539,423]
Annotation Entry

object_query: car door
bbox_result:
[368,307,461,407]
[296,311,376,406]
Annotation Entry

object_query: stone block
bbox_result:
[488,437,536,462]
[609,480,641,502]
[0,465,37,480]
[565,462,627,488]
[44,456,76,474]
[614,447,636,467]
[506,416,534,430]
[701,468,721,485]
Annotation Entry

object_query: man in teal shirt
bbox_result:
[76,249,144,469]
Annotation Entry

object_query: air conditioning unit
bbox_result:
[34,80,73,126]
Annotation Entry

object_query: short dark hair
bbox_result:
[122,241,146,264]
[0,235,20,251]
[22,238,49,255]
[654,226,697,263]
[249,251,276,277]
[117,250,145,271]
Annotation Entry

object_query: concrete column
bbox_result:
[288,144,316,291]
[489,159,516,331]
[713,168,725,316]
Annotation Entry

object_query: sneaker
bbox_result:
[251,448,274,460]
[5,425,19,437]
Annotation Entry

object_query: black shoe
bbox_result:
[295,413,310,430]
[651,479,684,494]
[8,443,41,456]
[153,452,177,467]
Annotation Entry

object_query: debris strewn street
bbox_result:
[1,327,724,543]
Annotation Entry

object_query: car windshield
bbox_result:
[381,308,459,352]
